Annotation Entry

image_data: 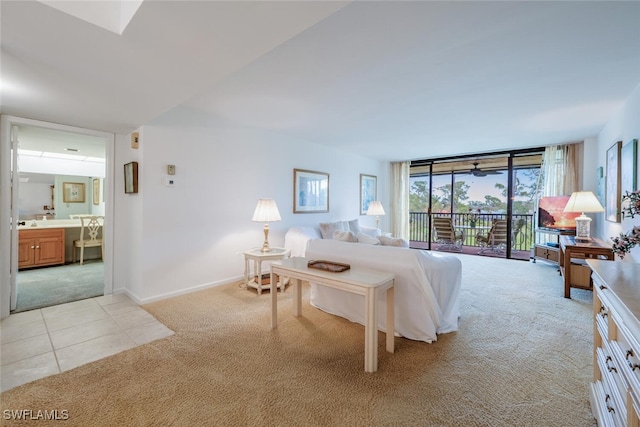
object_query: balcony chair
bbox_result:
[73,216,104,265]
[432,217,464,252]
[476,219,508,255]
[511,218,526,250]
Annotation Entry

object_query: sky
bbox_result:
[411,168,538,204]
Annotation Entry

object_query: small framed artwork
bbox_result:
[621,138,638,194]
[92,178,100,205]
[596,166,605,206]
[62,182,86,203]
[124,161,139,194]
[293,168,329,213]
[360,174,377,215]
[605,141,622,222]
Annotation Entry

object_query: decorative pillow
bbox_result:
[379,236,409,247]
[333,230,358,243]
[357,232,380,245]
[360,225,382,238]
[348,219,361,235]
[319,221,348,239]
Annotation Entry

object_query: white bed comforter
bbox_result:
[285,228,462,343]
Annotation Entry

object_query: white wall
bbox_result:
[114,108,388,303]
[595,83,640,262]
[18,182,52,219]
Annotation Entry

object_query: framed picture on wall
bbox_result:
[124,161,139,194]
[92,178,100,205]
[62,182,85,203]
[606,140,622,222]
[360,174,377,215]
[293,168,329,213]
[621,138,638,194]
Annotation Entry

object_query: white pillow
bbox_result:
[348,219,361,235]
[379,236,409,247]
[357,232,380,245]
[333,230,358,243]
[360,225,382,238]
[319,221,348,239]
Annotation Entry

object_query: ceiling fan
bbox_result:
[464,162,503,177]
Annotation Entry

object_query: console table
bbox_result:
[588,260,640,426]
[270,257,395,373]
[559,235,613,298]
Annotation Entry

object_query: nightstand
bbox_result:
[242,247,290,294]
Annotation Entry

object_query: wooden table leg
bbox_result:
[271,272,278,329]
[293,278,302,317]
[386,284,394,354]
[564,247,571,298]
[364,287,378,373]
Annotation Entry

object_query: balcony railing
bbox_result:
[409,212,535,252]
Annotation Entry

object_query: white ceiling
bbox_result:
[2,1,639,162]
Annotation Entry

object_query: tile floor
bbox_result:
[0,293,174,392]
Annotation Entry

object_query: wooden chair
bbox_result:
[511,218,526,250]
[476,219,508,255]
[73,216,104,265]
[432,217,463,252]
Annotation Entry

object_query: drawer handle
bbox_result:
[627,350,634,359]
[607,405,616,414]
[599,285,607,290]
[30,246,35,249]
[629,362,640,371]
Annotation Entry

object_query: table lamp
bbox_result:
[563,191,604,242]
[366,201,386,229]
[252,198,281,252]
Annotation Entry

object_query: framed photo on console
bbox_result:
[293,168,329,213]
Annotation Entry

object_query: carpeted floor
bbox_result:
[14,262,104,313]
[0,254,596,426]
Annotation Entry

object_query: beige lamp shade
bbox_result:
[563,191,604,241]
[252,198,281,222]
[252,199,281,252]
[366,201,385,229]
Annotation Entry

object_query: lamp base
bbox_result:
[261,223,271,252]
[575,213,592,242]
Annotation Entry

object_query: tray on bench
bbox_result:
[307,260,351,272]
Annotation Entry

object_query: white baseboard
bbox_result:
[119,275,244,305]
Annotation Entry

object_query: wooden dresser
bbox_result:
[588,260,640,426]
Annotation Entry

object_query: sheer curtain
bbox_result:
[391,161,410,240]
[541,143,579,196]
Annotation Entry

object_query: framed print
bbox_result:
[606,141,622,222]
[360,174,377,215]
[596,166,605,206]
[92,178,100,205]
[293,168,329,213]
[62,182,85,203]
[621,138,638,194]
[124,161,139,194]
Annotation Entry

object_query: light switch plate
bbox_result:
[167,164,176,175]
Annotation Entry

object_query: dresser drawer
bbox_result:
[597,346,627,425]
